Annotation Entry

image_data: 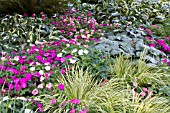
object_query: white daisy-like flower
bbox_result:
[44,62,50,65]
[84,50,89,54]
[30,67,35,71]
[69,59,77,64]
[25,109,33,113]
[36,62,41,65]
[66,44,70,47]
[1,57,6,61]
[57,53,63,57]
[62,50,67,53]
[72,49,77,54]
[78,50,84,55]
[14,56,20,61]
[45,66,51,71]
[39,70,44,75]
[40,76,45,82]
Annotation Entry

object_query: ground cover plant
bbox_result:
[0,0,170,112]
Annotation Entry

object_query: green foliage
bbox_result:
[0,14,52,53]
[0,95,32,113]
[79,0,169,25]
[0,0,76,16]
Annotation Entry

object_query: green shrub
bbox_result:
[0,0,76,16]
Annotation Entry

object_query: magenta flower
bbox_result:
[162,59,167,63]
[79,108,88,113]
[37,103,43,108]
[16,84,21,91]
[25,73,32,81]
[8,84,14,90]
[51,99,56,105]
[14,78,20,84]
[70,108,76,113]
[60,68,66,74]
[157,39,165,46]
[0,78,4,85]
[32,13,36,17]
[20,66,26,71]
[70,99,80,104]
[58,83,64,90]
[65,54,72,59]
[24,13,28,16]
[168,61,170,66]
[0,65,6,71]
[163,45,168,51]
[149,44,155,48]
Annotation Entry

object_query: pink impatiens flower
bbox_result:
[140,92,146,97]
[58,83,64,90]
[51,99,56,105]
[32,88,38,95]
[46,83,53,90]
[70,108,76,113]
[70,99,80,104]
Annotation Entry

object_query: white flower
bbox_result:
[39,70,44,75]
[30,67,35,71]
[40,76,45,82]
[37,84,44,89]
[57,53,62,57]
[66,44,70,47]
[81,34,86,38]
[62,50,67,53]
[36,62,40,65]
[1,57,6,61]
[84,50,89,54]
[14,56,20,61]
[16,97,27,101]
[78,50,84,55]
[72,49,77,54]
[25,109,33,113]
[45,66,51,71]
[69,59,77,64]
[44,62,50,65]
[3,96,9,101]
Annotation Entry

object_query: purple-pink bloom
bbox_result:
[0,78,4,85]
[20,66,26,71]
[32,88,38,95]
[70,99,80,104]
[162,59,167,63]
[16,84,21,91]
[79,108,88,113]
[65,54,72,59]
[8,84,14,90]
[149,44,155,48]
[157,39,165,46]
[60,68,66,74]
[51,99,56,105]
[0,65,6,71]
[25,73,32,81]
[58,83,64,90]
[37,103,43,108]
[140,92,146,97]
[69,108,76,113]
[19,59,24,64]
